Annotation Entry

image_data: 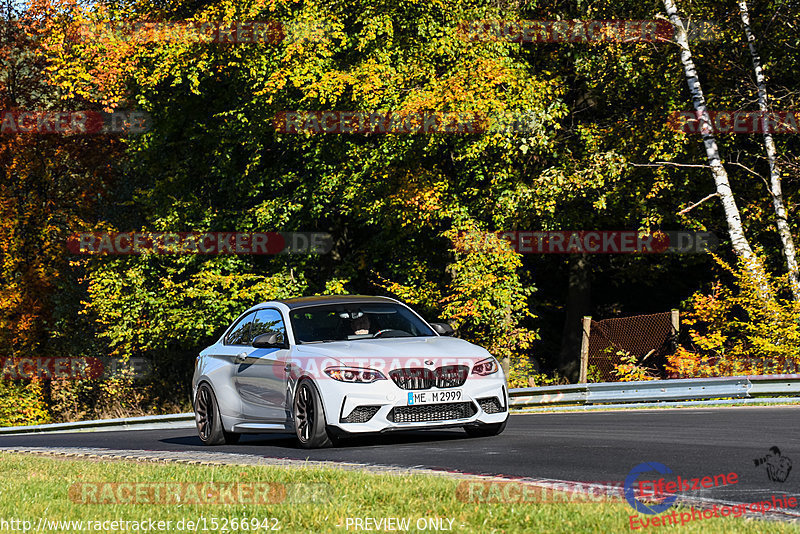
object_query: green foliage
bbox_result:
[47,371,184,424]
[586,364,603,384]
[440,221,538,366]
[613,350,660,382]
[525,370,570,388]
[83,260,308,357]
[5,0,800,424]
[507,355,538,389]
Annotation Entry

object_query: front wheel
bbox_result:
[293,380,334,449]
[194,383,240,445]
[464,420,507,438]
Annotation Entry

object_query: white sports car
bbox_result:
[192,295,509,448]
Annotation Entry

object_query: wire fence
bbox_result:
[587,312,676,382]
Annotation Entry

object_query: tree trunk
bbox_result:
[557,254,591,382]
[738,0,800,300]
[663,0,771,298]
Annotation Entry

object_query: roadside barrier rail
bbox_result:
[4,376,799,433]
[0,413,194,435]
[509,375,800,408]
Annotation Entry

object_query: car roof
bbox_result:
[277,295,399,310]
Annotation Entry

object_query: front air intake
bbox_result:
[477,397,506,414]
[387,402,477,423]
[340,405,381,423]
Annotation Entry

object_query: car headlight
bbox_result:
[324,367,387,383]
[472,357,499,376]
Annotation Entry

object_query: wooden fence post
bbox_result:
[670,309,680,351]
[579,316,591,384]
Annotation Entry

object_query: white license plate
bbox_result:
[406,390,463,405]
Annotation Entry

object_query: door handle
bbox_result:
[235,352,248,363]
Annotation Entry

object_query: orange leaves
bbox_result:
[0,2,123,357]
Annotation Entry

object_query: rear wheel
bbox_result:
[195,383,240,445]
[293,380,334,449]
[464,420,507,438]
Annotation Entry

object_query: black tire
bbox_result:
[464,420,507,438]
[195,383,240,445]
[293,379,334,449]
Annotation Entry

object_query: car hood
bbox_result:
[291,336,492,371]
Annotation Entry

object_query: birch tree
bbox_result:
[662,0,769,296]
[738,0,800,300]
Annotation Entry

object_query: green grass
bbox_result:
[0,453,797,533]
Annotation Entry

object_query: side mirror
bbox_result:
[253,332,286,349]
[430,323,455,336]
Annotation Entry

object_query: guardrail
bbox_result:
[509,375,800,409]
[3,377,799,433]
[0,413,194,435]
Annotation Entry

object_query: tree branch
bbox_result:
[630,161,711,169]
[677,193,719,215]
[725,161,775,197]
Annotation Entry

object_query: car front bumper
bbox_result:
[317,374,509,434]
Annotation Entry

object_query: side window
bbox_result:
[225,312,256,345]
[251,309,287,345]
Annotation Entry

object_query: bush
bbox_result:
[667,255,800,377]
[506,355,538,388]
[613,350,659,381]
[524,370,570,388]
[0,379,50,427]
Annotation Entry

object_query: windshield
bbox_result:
[289,303,436,343]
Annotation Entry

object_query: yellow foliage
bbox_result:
[666,255,800,377]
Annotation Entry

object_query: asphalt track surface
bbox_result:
[2,407,799,509]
